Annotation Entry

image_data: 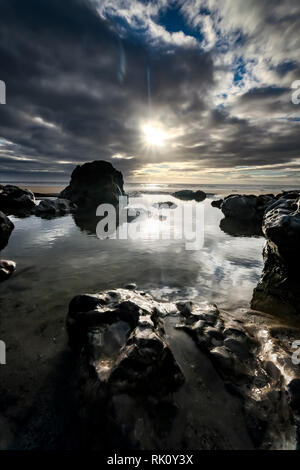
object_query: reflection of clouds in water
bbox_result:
[2,194,266,311]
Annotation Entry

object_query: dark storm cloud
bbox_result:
[0,0,214,181]
[0,0,300,183]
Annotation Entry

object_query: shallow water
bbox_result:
[0,194,265,313]
[0,192,267,449]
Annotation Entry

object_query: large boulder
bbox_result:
[221,194,274,221]
[35,198,77,217]
[252,192,300,315]
[59,160,125,207]
[0,184,35,214]
[172,189,206,202]
[0,211,14,250]
[0,260,16,282]
[67,288,185,449]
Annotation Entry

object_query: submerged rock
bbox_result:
[252,192,300,315]
[0,184,35,215]
[0,211,14,250]
[221,194,274,221]
[60,160,125,207]
[152,201,177,209]
[172,189,206,202]
[35,198,77,217]
[0,260,16,282]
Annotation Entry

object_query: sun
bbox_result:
[142,124,166,147]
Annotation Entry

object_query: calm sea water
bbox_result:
[0,189,266,314]
[0,184,267,448]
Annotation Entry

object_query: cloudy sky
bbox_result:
[0,0,300,185]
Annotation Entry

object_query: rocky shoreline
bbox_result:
[1,161,300,449]
[65,286,300,449]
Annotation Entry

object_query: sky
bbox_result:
[0,0,300,185]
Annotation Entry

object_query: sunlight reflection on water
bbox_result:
[0,195,265,313]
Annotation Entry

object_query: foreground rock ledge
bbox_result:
[252,192,300,315]
[67,288,300,450]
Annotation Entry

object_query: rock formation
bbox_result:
[35,198,77,217]
[67,288,185,449]
[0,260,16,282]
[173,189,206,202]
[252,192,300,315]
[211,199,223,208]
[221,194,274,221]
[0,211,14,250]
[66,287,300,450]
[0,184,35,214]
[60,160,125,207]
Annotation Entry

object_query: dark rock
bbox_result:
[220,217,263,237]
[59,160,125,207]
[204,327,224,346]
[0,184,35,214]
[124,283,137,290]
[252,193,300,315]
[152,201,177,209]
[211,199,223,208]
[172,189,206,202]
[0,211,14,250]
[221,194,274,221]
[35,198,77,217]
[224,337,250,360]
[67,288,184,394]
[210,346,233,371]
[67,288,185,449]
[0,260,16,282]
[66,288,300,449]
[287,379,300,413]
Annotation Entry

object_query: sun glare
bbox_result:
[143,124,166,147]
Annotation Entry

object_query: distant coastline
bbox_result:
[5,182,299,198]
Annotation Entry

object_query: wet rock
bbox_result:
[66,289,300,449]
[60,160,125,207]
[0,211,14,250]
[67,288,185,449]
[252,192,300,315]
[0,184,35,215]
[287,379,300,413]
[152,201,177,209]
[176,301,193,316]
[211,199,223,209]
[172,189,206,202]
[221,194,274,221]
[210,346,233,371]
[35,198,77,217]
[224,337,250,360]
[124,283,137,290]
[0,260,16,282]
